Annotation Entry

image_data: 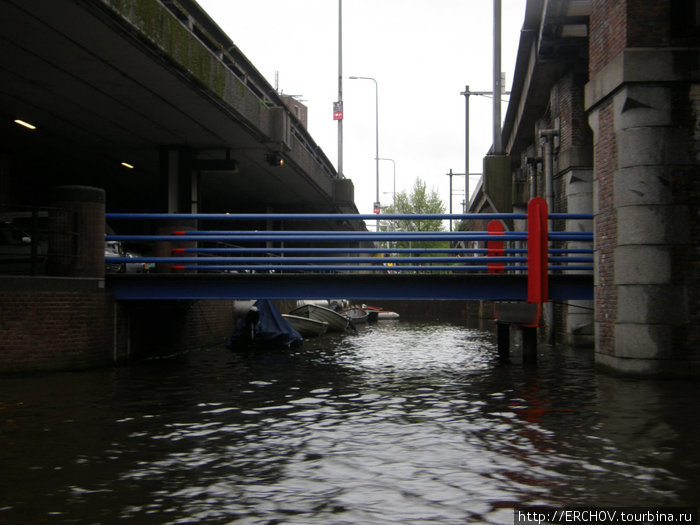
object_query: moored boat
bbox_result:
[226,300,303,350]
[282,314,328,337]
[341,307,371,323]
[362,304,400,320]
[289,303,350,332]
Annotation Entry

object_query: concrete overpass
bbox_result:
[0,0,357,219]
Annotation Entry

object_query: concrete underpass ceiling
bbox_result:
[0,0,338,213]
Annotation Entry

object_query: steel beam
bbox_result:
[106,273,592,302]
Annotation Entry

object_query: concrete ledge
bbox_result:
[0,276,105,293]
[494,302,540,326]
[585,48,700,110]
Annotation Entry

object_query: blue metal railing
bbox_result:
[105,212,593,274]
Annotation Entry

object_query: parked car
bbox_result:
[105,240,125,273]
[0,220,46,274]
[125,251,150,273]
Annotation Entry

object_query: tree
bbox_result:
[381,178,447,254]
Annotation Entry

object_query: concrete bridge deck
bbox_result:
[1,0,354,217]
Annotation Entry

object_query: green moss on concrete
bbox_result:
[103,0,231,100]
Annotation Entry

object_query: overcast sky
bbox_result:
[196,0,526,216]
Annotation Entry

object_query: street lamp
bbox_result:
[349,76,379,226]
[461,81,510,211]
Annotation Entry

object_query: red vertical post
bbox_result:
[527,197,548,303]
[487,220,505,274]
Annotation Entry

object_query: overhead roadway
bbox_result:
[470,0,591,214]
[502,0,591,160]
[0,0,358,221]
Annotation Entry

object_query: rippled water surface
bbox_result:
[1,321,698,524]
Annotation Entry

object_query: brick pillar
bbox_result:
[49,185,105,278]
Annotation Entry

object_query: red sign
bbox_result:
[333,101,343,121]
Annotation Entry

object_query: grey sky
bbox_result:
[196,0,526,216]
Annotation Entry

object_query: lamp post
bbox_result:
[337,0,343,177]
[461,83,510,212]
[349,76,379,229]
[460,86,491,211]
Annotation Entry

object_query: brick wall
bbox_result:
[126,299,235,359]
[593,100,617,355]
[627,0,672,47]
[0,290,114,372]
[185,300,235,349]
[589,0,627,77]
[590,0,674,78]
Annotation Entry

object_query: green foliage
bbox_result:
[381,178,448,254]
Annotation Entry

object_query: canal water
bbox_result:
[0,321,698,524]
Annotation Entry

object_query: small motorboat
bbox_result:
[289,303,350,332]
[226,300,303,350]
[282,314,328,337]
[362,305,400,321]
[341,307,371,324]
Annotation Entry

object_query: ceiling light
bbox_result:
[121,162,135,169]
[14,119,37,130]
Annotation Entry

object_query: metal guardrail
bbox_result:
[105,210,593,276]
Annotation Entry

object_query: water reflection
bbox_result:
[0,322,698,524]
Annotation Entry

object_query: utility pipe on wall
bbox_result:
[525,156,541,200]
[539,129,558,344]
[540,129,558,216]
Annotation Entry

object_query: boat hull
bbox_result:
[282,314,328,337]
[289,304,349,332]
[341,307,371,323]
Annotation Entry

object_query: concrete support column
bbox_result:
[48,185,105,278]
[611,84,691,374]
[159,147,194,213]
[587,67,697,376]
[565,169,594,345]
[157,147,197,273]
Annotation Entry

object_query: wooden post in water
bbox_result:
[497,323,510,361]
